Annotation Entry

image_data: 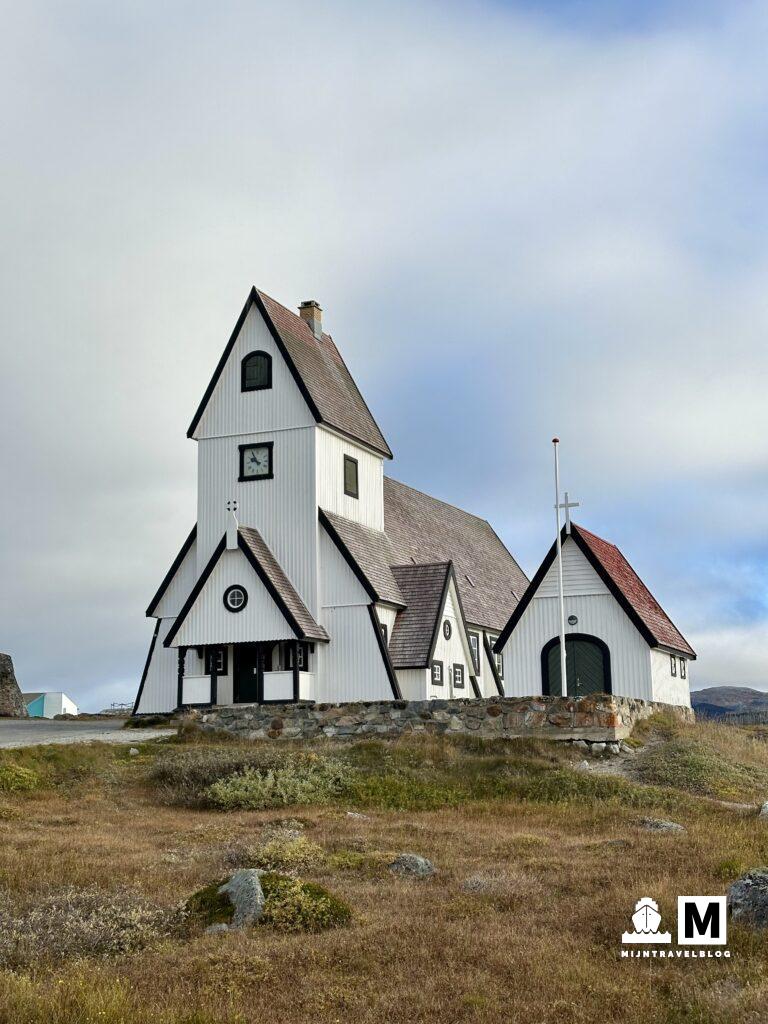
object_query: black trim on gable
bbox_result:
[483,633,505,696]
[318,509,380,604]
[146,525,196,618]
[425,563,454,666]
[469,674,482,699]
[132,619,160,714]
[187,288,324,439]
[368,604,402,699]
[237,533,304,640]
[164,535,227,648]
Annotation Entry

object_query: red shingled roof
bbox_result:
[572,524,695,658]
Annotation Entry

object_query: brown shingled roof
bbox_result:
[573,525,695,658]
[188,288,392,458]
[494,523,696,658]
[388,563,453,668]
[238,527,330,643]
[319,510,405,606]
[384,477,528,631]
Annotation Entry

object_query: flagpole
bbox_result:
[552,438,568,697]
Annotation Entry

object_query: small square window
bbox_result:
[344,455,359,498]
[205,647,228,675]
[453,664,465,689]
[680,658,686,679]
[431,660,443,685]
[670,655,677,677]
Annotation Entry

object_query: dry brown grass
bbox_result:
[0,725,767,1023]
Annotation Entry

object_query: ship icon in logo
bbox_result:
[622,897,672,944]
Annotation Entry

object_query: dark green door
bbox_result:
[233,645,261,703]
[545,637,609,697]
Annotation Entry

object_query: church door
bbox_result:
[542,634,611,697]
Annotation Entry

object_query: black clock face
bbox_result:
[443,620,452,640]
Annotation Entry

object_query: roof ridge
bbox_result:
[255,287,331,344]
[390,560,453,571]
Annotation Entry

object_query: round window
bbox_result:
[223,585,248,613]
[443,619,452,640]
[568,614,578,626]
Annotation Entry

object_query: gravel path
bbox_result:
[0,718,175,749]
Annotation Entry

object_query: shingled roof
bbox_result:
[238,527,330,643]
[494,523,696,658]
[388,563,453,668]
[188,288,392,458]
[384,477,528,631]
[319,510,405,606]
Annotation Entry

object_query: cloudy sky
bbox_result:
[2,0,767,710]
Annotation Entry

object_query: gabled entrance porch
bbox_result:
[176,640,315,709]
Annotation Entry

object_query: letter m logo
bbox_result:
[677,897,727,945]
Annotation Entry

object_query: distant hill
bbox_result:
[691,686,768,719]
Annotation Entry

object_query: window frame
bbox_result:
[343,454,359,499]
[238,441,274,482]
[431,660,444,686]
[205,646,228,676]
[680,658,686,679]
[488,634,504,680]
[670,655,677,677]
[468,631,480,673]
[379,622,388,646]
[241,351,272,392]
[453,663,465,689]
[223,585,248,613]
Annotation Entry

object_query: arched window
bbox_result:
[541,633,612,697]
[241,351,272,392]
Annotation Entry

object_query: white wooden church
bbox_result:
[134,289,694,714]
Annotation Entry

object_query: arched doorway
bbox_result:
[541,634,612,697]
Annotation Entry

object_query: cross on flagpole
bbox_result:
[558,491,580,534]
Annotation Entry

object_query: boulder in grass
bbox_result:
[758,801,768,821]
[728,869,768,929]
[639,817,685,833]
[388,854,435,879]
[187,869,265,933]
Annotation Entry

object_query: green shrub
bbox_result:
[0,764,40,793]
[251,835,325,872]
[714,857,749,881]
[259,873,351,932]
[204,756,353,811]
[343,771,464,811]
[0,887,173,967]
[184,880,233,927]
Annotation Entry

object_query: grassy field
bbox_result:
[0,715,767,1023]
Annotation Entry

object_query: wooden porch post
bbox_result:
[292,640,300,702]
[176,647,186,708]
[210,647,218,707]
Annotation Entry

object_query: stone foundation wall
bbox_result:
[189,694,693,743]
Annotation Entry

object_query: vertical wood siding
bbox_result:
[319,525,370,607]
[316,605,393,702]
[501,593,654,701]
[315,427,384,530]
[153,538,197,619]
[537,538,609,597]
[396,668,427,699]
[196,426,318,614]
[650,649,691,706]
[193,305,314,439]
[428,580,475,698]
[136,618,180,713]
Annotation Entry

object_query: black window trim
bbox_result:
[205,646,228,676]
[679,657,686,679]
[431,659,444,686]
[453,663,465,689]
[241,350,272,392]
[468,630,480,673]
[443,619,452,640]
[488,633,504,680]
[238,441,274,482]
[343,454,359,498]
[670,654,677,677]
[379,622,388,645]
[223,585,248,613]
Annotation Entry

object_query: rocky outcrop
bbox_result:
[0,654,27,718]
[388,854,435,879]
[728,869,768,929]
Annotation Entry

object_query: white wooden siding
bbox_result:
[153,536,197,619]
[501,593,654,701]
[171,548,295,647]
[476,632,499,697]
[428,579,475,699]
[196,426,318,614]
[396,668,427,700]
[316,605,394,702]
[375,604,398,646]
[319,525,370,608]
[136,618,179,713]
[316,427,384,530]
[193,304,314,440]
[650,649,692,707]
[538,538,609,597]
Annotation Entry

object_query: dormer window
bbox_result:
[241,351,272,392]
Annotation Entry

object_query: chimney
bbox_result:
[299,299,323,339]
